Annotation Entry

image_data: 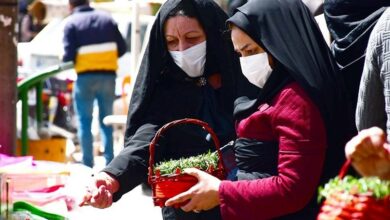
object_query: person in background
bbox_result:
[20,0,46,42]
[18,0,30,18]
[345,127,390,180]
[78,0,255,219]
[356,9,390,140]
[62,0,127,168]
[324,0,390,113]
[227,0,323,17]
[165,0,353,219]
[351,8,390,181]
[18,0,30,41]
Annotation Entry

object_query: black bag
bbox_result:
[221,138,279,181]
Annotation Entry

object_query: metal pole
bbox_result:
[20,93,29,156]
[36,82,44,128]
[0,0,17,155]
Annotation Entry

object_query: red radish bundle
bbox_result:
[317,160,390,220]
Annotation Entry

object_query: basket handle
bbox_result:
[338,158,352,179]
[148,118,225,184]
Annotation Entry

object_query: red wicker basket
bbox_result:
[148,118,226,207]
[317,159,390,220]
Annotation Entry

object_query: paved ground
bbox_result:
[64,162,163,220]
[67,185,162,220]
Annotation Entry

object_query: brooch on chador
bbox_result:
[196,77,207,86]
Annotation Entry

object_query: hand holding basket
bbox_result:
[317,159,390,220]
[148,118,226,207]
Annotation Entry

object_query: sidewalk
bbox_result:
[67,185,162,220]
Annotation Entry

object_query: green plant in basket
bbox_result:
[317,175,390,219]
[318,175,390,203]
[154,151,219,176]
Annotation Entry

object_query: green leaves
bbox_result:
[318,175,390,203]
[154,151,219,175]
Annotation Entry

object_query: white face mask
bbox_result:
[169,41,207,78]
[240,52,273,88]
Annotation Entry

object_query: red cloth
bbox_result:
[219,82,327,220]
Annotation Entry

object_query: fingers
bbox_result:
[366,127,386,143]
[78,189,92,207]
[95,172,120,193]
[352,136,373,160]
[180,196,201,212]
[346,127,387,161]
[78,172,118,209]
[95,188,113,208]
[183,168,202,179]
[90,185,113,208]
[164,172,203,211]
[362,127,386,155]
[165,168,221,212]
[345,134,361,160]
[80,185,113,209]
[165,189,193,207]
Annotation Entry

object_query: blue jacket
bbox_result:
[63,5,127,74]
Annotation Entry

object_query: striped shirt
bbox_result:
[356,8,390,141]
[62,5,127,74]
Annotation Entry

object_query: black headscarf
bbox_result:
[121,0,256,217]
[229,0,352,137]
[125,0,254,141]
[324,0,389,109]
[228,0,354,217]
[227,0,248,16]
[105,1,253,219]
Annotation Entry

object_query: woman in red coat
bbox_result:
[165,0,354,219]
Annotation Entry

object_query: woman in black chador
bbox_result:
[324,0,390,111]
[79,0,255,219]
[165,0,354,219]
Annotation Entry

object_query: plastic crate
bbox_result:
[16,138,67,162]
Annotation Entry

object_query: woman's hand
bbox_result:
[79,172,120,208]
[165,168,221,212]
[345,127,390,180]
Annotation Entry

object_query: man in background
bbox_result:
[63,0,127,168]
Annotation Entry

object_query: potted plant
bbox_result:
[154,151,219,176]
[317,161,390,220]
[148,119,226,207]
